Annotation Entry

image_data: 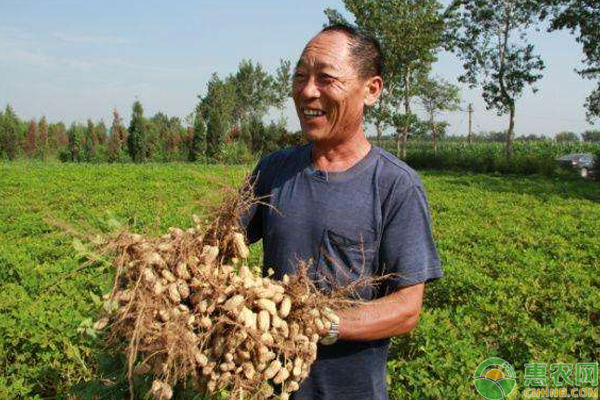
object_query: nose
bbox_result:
[296,75,320,101]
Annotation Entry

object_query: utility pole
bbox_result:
[467,103,473,144]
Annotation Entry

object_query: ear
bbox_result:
[363,76,383,106]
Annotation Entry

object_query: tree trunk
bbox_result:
[375,121,383,148]
[375,93,387,148]
[467,103,473,145]
[396,128,401,156]
[401,127,408,159]
[499,4,514,161]
[506,104,515,159]
[430,112,437,155]
[401,68,411,159]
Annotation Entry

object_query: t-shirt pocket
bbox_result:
[314,229,378,300]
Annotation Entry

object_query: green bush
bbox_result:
[218,140,255,164]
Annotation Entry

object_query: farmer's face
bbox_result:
[292,31,368,144]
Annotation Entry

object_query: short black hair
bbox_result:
[320,23,384,79]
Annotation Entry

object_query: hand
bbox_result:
[316,318,331,337]
[317,308,340,344]
[330,284,424,342]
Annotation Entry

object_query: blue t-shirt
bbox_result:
[242,143,442,400]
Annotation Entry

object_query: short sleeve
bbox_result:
[378,180,442,294]
[239,155,270,244]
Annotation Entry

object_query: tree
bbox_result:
[518,133,546,141]
[144,116,158,161]
[325,0,446,158]
[24,120,37,158]
[0,105,20,160]
[95,120,107,146]
[230,59,293,153]
[83,119,98,162]
[114,110,128,145]
[274,59,292,117]
[114,110,128,159]
[189,105,206,162]
[37,116,49,160]
[150,112,170,161]
[543,1,600,124]
[107,110,127,162]
[167,117,186,161]
[487,131,509,142]
[48,122,68,156]
[418,77,461,153]
[230,60,277,128]
[66,123,83,162]
[127,100,148,162]
[447,0,545,159]
[581,130,600,143]
[554,131,579,142]
[199,74,237,160]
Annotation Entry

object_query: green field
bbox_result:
[1,162,599,399]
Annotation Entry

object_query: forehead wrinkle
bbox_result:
[297,36,351,72]
[297,57,339,72]
[296,56,356,83]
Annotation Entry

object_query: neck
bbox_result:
[311,127,372,172]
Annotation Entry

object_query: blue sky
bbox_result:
[0,0,596,136]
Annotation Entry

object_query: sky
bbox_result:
[0,0,597,137]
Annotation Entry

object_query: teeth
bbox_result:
[304,109,325,117]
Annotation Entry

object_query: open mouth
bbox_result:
[302,108,326,119]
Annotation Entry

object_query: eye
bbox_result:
[317,73,335,84]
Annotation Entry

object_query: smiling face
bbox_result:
[292,31,381,144]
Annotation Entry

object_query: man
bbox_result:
[242,24,443,400]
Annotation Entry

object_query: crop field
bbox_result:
[1,162,599,399]
[384,140,600,176]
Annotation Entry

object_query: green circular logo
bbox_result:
[473,358,517,399]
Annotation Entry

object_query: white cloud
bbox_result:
[0,44,96,72]
[0,27,194,76]
[52,32,132,45]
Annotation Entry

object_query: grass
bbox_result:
[1,161,599,399]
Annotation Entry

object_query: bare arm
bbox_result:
[335,283,424,342]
